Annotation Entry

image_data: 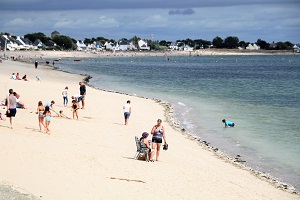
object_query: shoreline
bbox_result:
[0,52,299,199]
[1,49,298,61]
[82,74,299,195]
[42,56,299,194]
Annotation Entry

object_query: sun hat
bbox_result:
[142,132,149,138]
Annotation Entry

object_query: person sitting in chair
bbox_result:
[140,132,151,152]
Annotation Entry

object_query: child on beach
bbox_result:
[57,110,71,119]
[62,86,68,107]
[72,100,79,119]
[22,75,29,81]
[16,73,21,80]
[44,106,51,134]
[11,73,16,80]
[36,76,41,82]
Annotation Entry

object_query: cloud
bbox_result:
[5,18,33,27]
[0,3,299,43]
[1,0,299,11]
[169,9,195,15]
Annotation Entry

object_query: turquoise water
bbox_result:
[55,55,300,190]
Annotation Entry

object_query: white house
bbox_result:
[119,40,130,51]
[76,40,87,51]
[168,42,179,50]
[15,36,35,50]
[2,35,18,51]
[293,44,300,53]
[184,45,194,51]
[138,39,150,50]
[246,43,260,50]
[104,42,120,51]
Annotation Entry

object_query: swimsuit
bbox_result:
[72,104,77,110]
[38,111,44,118]
[152,126,163,143]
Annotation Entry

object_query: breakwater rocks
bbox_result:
[155,97,298,195]
[81,76,298,195]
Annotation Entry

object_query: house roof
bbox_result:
[51,31,60,34]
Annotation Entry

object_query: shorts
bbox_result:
[81,95,85,101]
[124,112,130,119]
[45,116,51,121]
[38,112,44,118]
[6,108,17,117]
[152,138,162,144]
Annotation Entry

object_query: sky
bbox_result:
[1,0,300,43]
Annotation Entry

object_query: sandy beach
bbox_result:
[0,51,299,200]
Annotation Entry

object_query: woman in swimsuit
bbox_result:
[149,119,167,162]
[37,101,45,131]
[72,100,79,120]
[43,106,51,134]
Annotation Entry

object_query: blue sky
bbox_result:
[1,0,299,43]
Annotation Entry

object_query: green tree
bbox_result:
[276,41,294,50]
[52,35,75,50]
[83,38,92,44]
[224,36,239,49]
[159,40,168,47]
[212,36,223,48]
[256,39,269,49]
[194,39,212,49]
[131,36,141,49]
[239,41,248,48]
[24,32,50,43]
[96,36,108,45]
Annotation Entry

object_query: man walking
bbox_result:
[123,100,131,125]
[79,82,86,109]
[35,61,38,69]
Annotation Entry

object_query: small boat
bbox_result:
[74,59,81,62]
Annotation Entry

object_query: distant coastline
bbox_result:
[1,49,298,61]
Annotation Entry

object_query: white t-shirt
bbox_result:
[123,103,131,113]
[62,89,68,97]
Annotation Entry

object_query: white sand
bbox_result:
[0,52,298,200]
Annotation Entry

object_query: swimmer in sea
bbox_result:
[222,119,235,128]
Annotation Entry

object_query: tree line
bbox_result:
[1,32,296,51]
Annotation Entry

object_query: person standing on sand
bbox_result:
[6,89,17,129]
[44,106,51,134]
[149,119,167,162]
[123,100,131,125]
[79,82,86,109]
[37,101,45,131]
[72,100,79,120]
[62,86,68,107]
[35,61,38,69]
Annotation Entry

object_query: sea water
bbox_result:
[55,54,300,190]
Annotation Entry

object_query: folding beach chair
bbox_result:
[134,136,150,162]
